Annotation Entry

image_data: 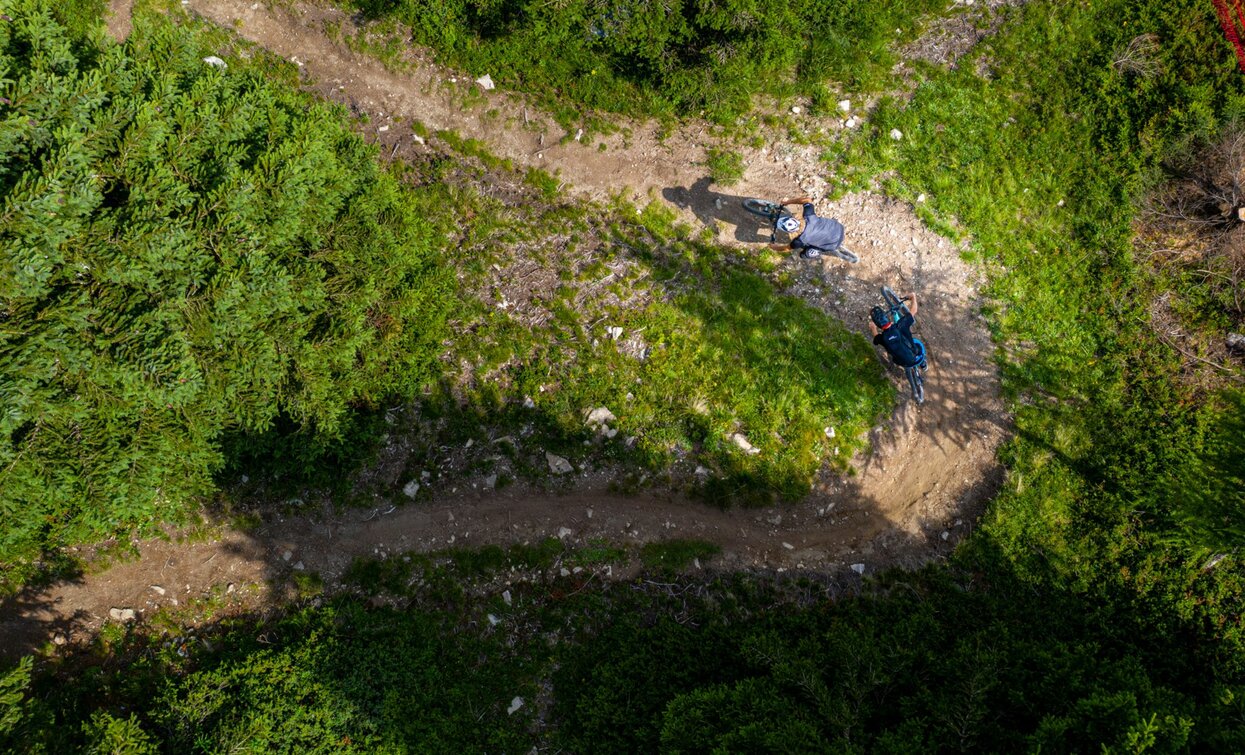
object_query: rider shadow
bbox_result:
[661,176,777,243]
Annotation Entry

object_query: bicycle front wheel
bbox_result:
[881,286,903,311]
[742,198,782,218]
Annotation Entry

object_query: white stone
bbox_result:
[585,407,616,426]
[403,480,420,498]
[845,116,858,129]
[557,527,573,539]
[782,542,795,550]
[282,550,293,562]
[488,613,500,626]
[559,568,570,577]
[109,607,136,622]
[837,99,852,112]
[150,585,166,595]
[790,105,802,114]
[850,563,866,575]
[475,74,495,90]
[546,452,573,474]
[941,531,950,541]
[824,426,836,439]
[586,508,593,519]
[694,465,709,476]
[377,125,389,132]
[502,589,512,606]
[523,396,535,409]
[508,697,524,715]
[889,128,904,141]
[484,474,497,489]
[730,433,760,455]
[293,561,305,571]
[574,128,583,142]
[202,56,227,70]
[917,194,926,203]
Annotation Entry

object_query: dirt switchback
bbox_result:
[0,0,1010,657]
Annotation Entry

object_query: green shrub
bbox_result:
[347,0,948,124]
[0,1,453,591]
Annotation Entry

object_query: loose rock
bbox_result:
[850,563,866,575]
[202,56,227,69]
[109,607,136,622]
[508,697,524,715]
[475,74,495,90]
[546,452,573,474]
[403,480,420,498]
[730,433,760,455]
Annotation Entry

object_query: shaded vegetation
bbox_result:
[346,0,950,124]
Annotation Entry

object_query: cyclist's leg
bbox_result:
[913,339,927,370]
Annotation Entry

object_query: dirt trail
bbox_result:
[0,1,1009,656]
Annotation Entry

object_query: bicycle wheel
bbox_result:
[906,367,925,405]
[881,286,903,311]
[830,245,860,264]
[742,198,782,218]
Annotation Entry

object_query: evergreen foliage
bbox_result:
[0,1,451,591]
[348,0,948,122]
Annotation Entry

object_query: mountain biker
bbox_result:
[869,293,928,370]
[767,196,846,260]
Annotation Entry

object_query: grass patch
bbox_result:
[704,148,745,186]
[640,539,721,571]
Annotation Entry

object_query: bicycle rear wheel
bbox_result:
[742,198,782,218]
[906,367,925,405]
[831,245,859,264]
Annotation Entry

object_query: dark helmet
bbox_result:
[870,306,890,328]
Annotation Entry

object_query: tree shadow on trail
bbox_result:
[662,176,779,243]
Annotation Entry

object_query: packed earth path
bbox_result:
[0,0,1012,656]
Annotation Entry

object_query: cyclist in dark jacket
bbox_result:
[869,293,928,369]
[768,196,846,259]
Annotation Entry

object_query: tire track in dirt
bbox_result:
[0,1,1010,655]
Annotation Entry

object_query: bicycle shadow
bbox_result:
[661,176,780,244]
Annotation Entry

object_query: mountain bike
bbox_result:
[741,198,859,263]
[880,286,926,405]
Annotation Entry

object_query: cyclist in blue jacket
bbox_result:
[767,196,846,259]
[869,293,928,370]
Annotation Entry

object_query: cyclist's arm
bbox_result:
[779,196,812,206]
[907,293,919,317]
[868,320,879,337]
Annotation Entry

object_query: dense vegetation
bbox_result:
[2,0,1244,751]
[348,0,947,123]
[0,2,453,590]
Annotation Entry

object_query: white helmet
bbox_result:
[777,216,800,234]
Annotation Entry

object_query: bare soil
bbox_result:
[0,0,1011,657]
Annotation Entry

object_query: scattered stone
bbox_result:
[850,563,866,575]
[487,613,500,626]
[202,56,227,70]
[502,589,512,606]
[282,550,293,562]
[523,396,536,409]
[730,433,760,455]
[572,566,583,574]
[889,128,904,141]
[403,480,420,498]
[917,194,927,203]
[475,74,495,90]
[377,125,389,132]
[694,465,709,476]
[824,426,836,439]
[52,634,67,646]
[448,511,455,522]
[484,474,497,489]
[546,452,573,474]
[782,542,795,550]
[109,607,136,622]
[845,116,858,129]
[585,407,617,426]
[150,585,166,596]
[1203,553,1228,571]
[412,134,426,145]
[941,531,950,541]
[574,128,583,142]
[508,697,524,715]
[790,105,802,114]
[767,514,782,526]
[226,583,236,594]
[559,567,570,577]
[586,508,593,518]
[1227,333,1245,354]
[606,325,623,340]
[837,99,852,112]
[557,527,573,539]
